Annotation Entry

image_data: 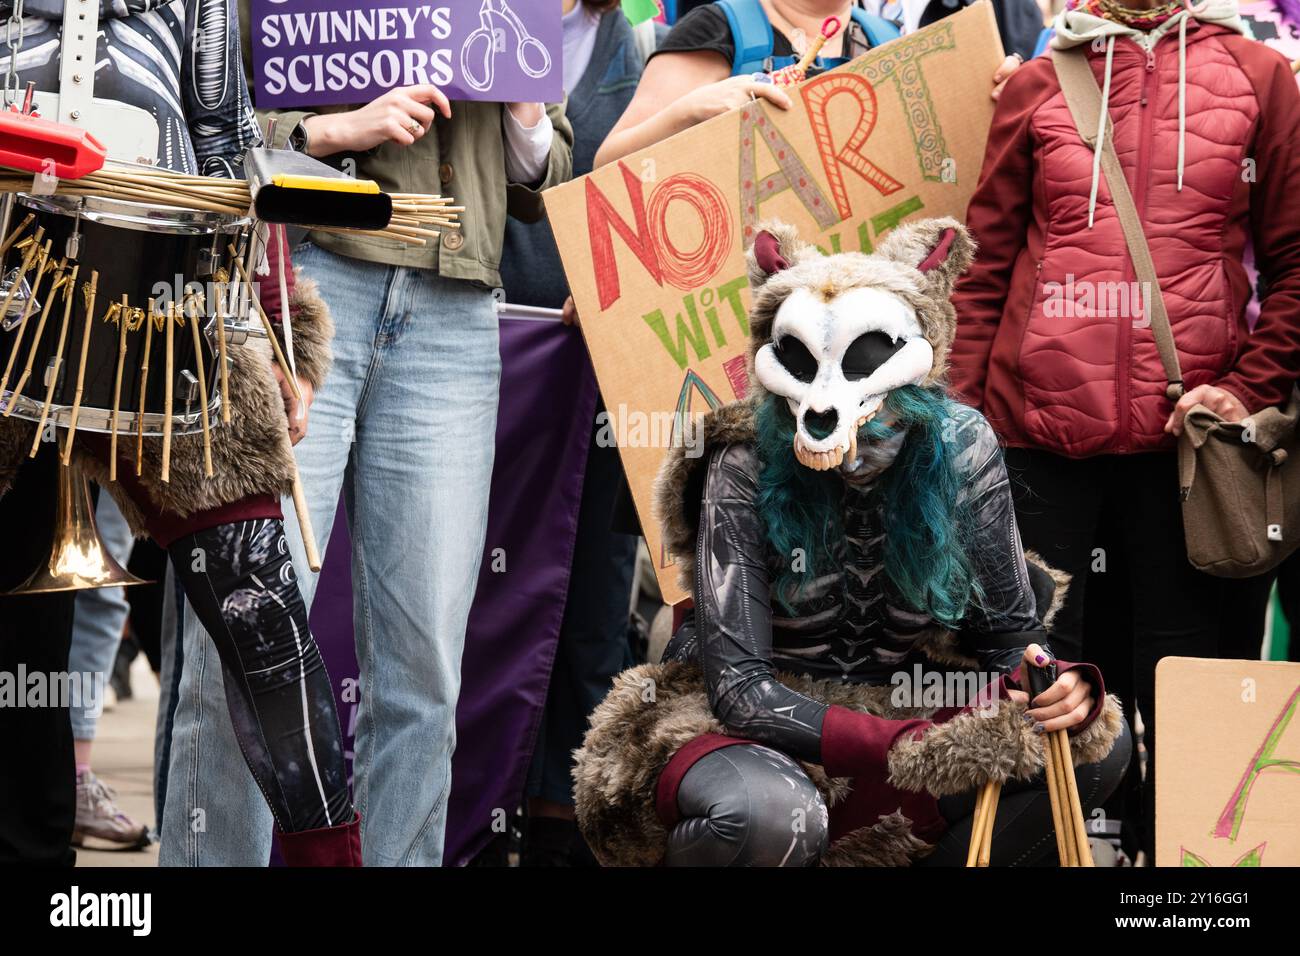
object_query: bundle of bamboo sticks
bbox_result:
[966,678,1095,868]
[0,162,462,246]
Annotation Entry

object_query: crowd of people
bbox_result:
[1,0,1297,869]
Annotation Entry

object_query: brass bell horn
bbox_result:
[8,460,147,594]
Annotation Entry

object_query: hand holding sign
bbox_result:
[252,1,563,108]
[304,85,453,156]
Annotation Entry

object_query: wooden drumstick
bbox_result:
[63,270,98,465]
[109,294,130,481]
[0,227,44,322]
[1054,732,1080,866]
[214,275,231,425]
[161,301,175,483]
[6,257,67,414]
[29,264,78,458]
[185,293,214,477]
[229,245,303,407]
[1040,723,1070,866]
[978,780,1000,867]
[291,468,322,573]
[136,300,155,476]
[966,778,993,867]
[0,239,52,403]
[965,783,986,866]
[0,212,34,260]
[1056,729,1093,866]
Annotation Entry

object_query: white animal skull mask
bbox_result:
[744,218,974,472]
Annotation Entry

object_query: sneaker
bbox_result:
[72,771,151,851]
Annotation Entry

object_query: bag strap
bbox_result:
[1051,48,1185,402]
[716,0,776,76]
[848,8,903,48]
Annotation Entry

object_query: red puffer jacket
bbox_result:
[949,24,1300,458]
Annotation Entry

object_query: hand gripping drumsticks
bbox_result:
[968,660,1094,867]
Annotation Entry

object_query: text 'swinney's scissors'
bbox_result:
[460,0,554,93]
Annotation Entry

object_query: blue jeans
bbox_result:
[159,246,500,865]
[69,494,134,741]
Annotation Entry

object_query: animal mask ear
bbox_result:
[746,220,809,291]
[875,217,975,303]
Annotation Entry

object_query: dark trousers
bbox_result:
[1004,448,1273,859]
[0,445,76,866]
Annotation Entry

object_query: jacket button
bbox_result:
[443,231,464,252]
[439,163,454,185]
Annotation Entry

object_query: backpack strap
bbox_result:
[715,0,776,76]
[848,8,902,48]
[718,0,900,78]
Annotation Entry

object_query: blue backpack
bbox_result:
[715,0,902,76]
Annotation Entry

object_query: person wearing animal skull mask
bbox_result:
[571,218,1130,867]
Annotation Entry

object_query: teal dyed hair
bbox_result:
[755,385,979,625]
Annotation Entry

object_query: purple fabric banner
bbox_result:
[307,314,597,866]
[249,0,564,107]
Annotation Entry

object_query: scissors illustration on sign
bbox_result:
[460,0,554,93]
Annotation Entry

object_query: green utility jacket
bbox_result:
[238,1,574,287]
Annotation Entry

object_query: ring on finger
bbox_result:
[407,121,423,137]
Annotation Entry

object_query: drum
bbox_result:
[0,193,251,437]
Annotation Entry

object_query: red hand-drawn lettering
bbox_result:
[801,72,904,221]
[647,174,733,290]
[586,162,664,312]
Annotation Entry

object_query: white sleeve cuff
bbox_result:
[502,107,554,185]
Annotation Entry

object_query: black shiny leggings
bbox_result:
[168,518,353,833]
[664,721,1133,867]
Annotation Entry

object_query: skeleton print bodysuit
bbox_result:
[663,405,1050,764]
[0,0,260,175]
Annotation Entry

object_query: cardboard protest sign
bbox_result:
[544,3,1003,604]
[1156,657,1300,866]
[249,0,563,107]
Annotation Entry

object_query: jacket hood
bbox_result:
[1050,0,1248,49]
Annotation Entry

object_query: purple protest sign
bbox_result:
[250,0,564,108]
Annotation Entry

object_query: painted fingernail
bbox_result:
[1035,654,1047,665]
[1022,713,1034,724]
[1033,723,1046,735]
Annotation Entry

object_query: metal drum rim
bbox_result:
[14,193,250,237]
[0,390,224,437]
